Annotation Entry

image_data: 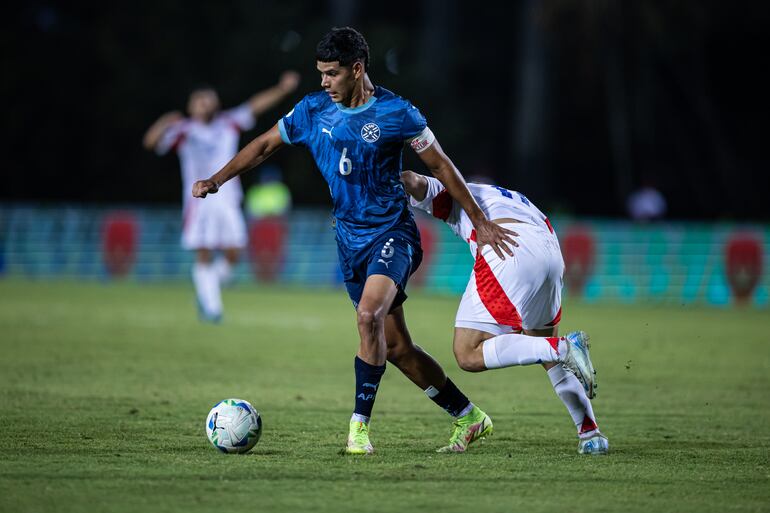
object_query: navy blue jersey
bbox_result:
[278,86,426,250]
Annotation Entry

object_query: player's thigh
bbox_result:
[453,327,495,355]
[223,247,240,264]
[196,248,213,263]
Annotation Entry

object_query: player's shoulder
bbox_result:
[375,86,417,110]
[300,90,334,113]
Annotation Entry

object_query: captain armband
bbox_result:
[407,127,436,153]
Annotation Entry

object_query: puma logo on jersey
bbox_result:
[322,127,334,139]
[377,258,392,268]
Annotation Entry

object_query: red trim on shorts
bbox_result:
[544,216,555,234]
[473,251,522,330]
[468,229,477,243]
[432,189,453,221]
[546,306,562,327]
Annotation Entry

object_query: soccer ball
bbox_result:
[205,398,262,454]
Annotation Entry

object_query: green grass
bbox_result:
[1,279,769,513]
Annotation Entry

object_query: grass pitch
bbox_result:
[0,279,768,513]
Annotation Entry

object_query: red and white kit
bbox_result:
[156,104,255,250]
[410,176,564,334]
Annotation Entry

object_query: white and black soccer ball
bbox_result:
[205,398,262,454]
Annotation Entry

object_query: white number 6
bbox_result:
[338,147,352,175]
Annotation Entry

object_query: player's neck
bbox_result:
[345,75,375,109]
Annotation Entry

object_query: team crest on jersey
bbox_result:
[361,123,380,143]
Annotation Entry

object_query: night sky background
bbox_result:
[3,1,769,220]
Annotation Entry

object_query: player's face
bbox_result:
[317,61,360,104]
[187,89,220,121]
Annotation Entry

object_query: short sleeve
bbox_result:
[222,103,256,132]
[155,121,187,156]
[401,103,428,141]
[277,96,312,146]
[409,176,453,221]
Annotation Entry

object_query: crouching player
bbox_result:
[401,170,609,455]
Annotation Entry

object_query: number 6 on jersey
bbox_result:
[339,147,352,175]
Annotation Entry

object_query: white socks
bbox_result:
[548,364,599,437]
[213,257,233,285]
[482,334,565,369]
[192,262,222,317]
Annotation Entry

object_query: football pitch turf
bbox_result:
[1,279,768,513]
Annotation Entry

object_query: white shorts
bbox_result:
[455,222,564,335]
[181,199,247,250]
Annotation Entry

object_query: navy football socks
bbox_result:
[427,378,471,417]
[353,356,386,420]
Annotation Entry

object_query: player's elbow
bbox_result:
[400,170,417,193]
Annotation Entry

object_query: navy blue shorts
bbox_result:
[337,223,423,311]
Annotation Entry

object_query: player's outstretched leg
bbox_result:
[463,329,597,399]
[385,307,493,453]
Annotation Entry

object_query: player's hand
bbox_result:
[278,71,300,93]
[474,219,518,259]
[162,111,183,123]
[192,179,219,198]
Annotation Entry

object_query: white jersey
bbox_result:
[411,176,563,332]
[409,176,556,255]
[156,104,256,213]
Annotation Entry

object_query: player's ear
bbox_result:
[352,61,363,80]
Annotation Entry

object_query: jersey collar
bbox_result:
[335,94,377,114]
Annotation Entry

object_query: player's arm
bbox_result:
[142,111,183,151]
[400,170,428,201]
[247,71,300,117]
[416,140,518,258]
[192,125,285,198]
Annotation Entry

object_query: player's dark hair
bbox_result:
[189,83,217,96]
[316,27,370,70]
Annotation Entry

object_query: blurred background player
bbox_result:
[401,170,608,455]
[143,72,300,322]
[193,27,517,454]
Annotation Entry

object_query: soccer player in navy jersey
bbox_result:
[193,27,517,454]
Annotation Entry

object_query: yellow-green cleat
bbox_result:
[436,406,493,453]
[344,420,374,455]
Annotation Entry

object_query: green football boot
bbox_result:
[344,420,374,455]
[436,406,493,453]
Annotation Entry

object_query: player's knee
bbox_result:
[356,307,385,331]
[454,346,485,372]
